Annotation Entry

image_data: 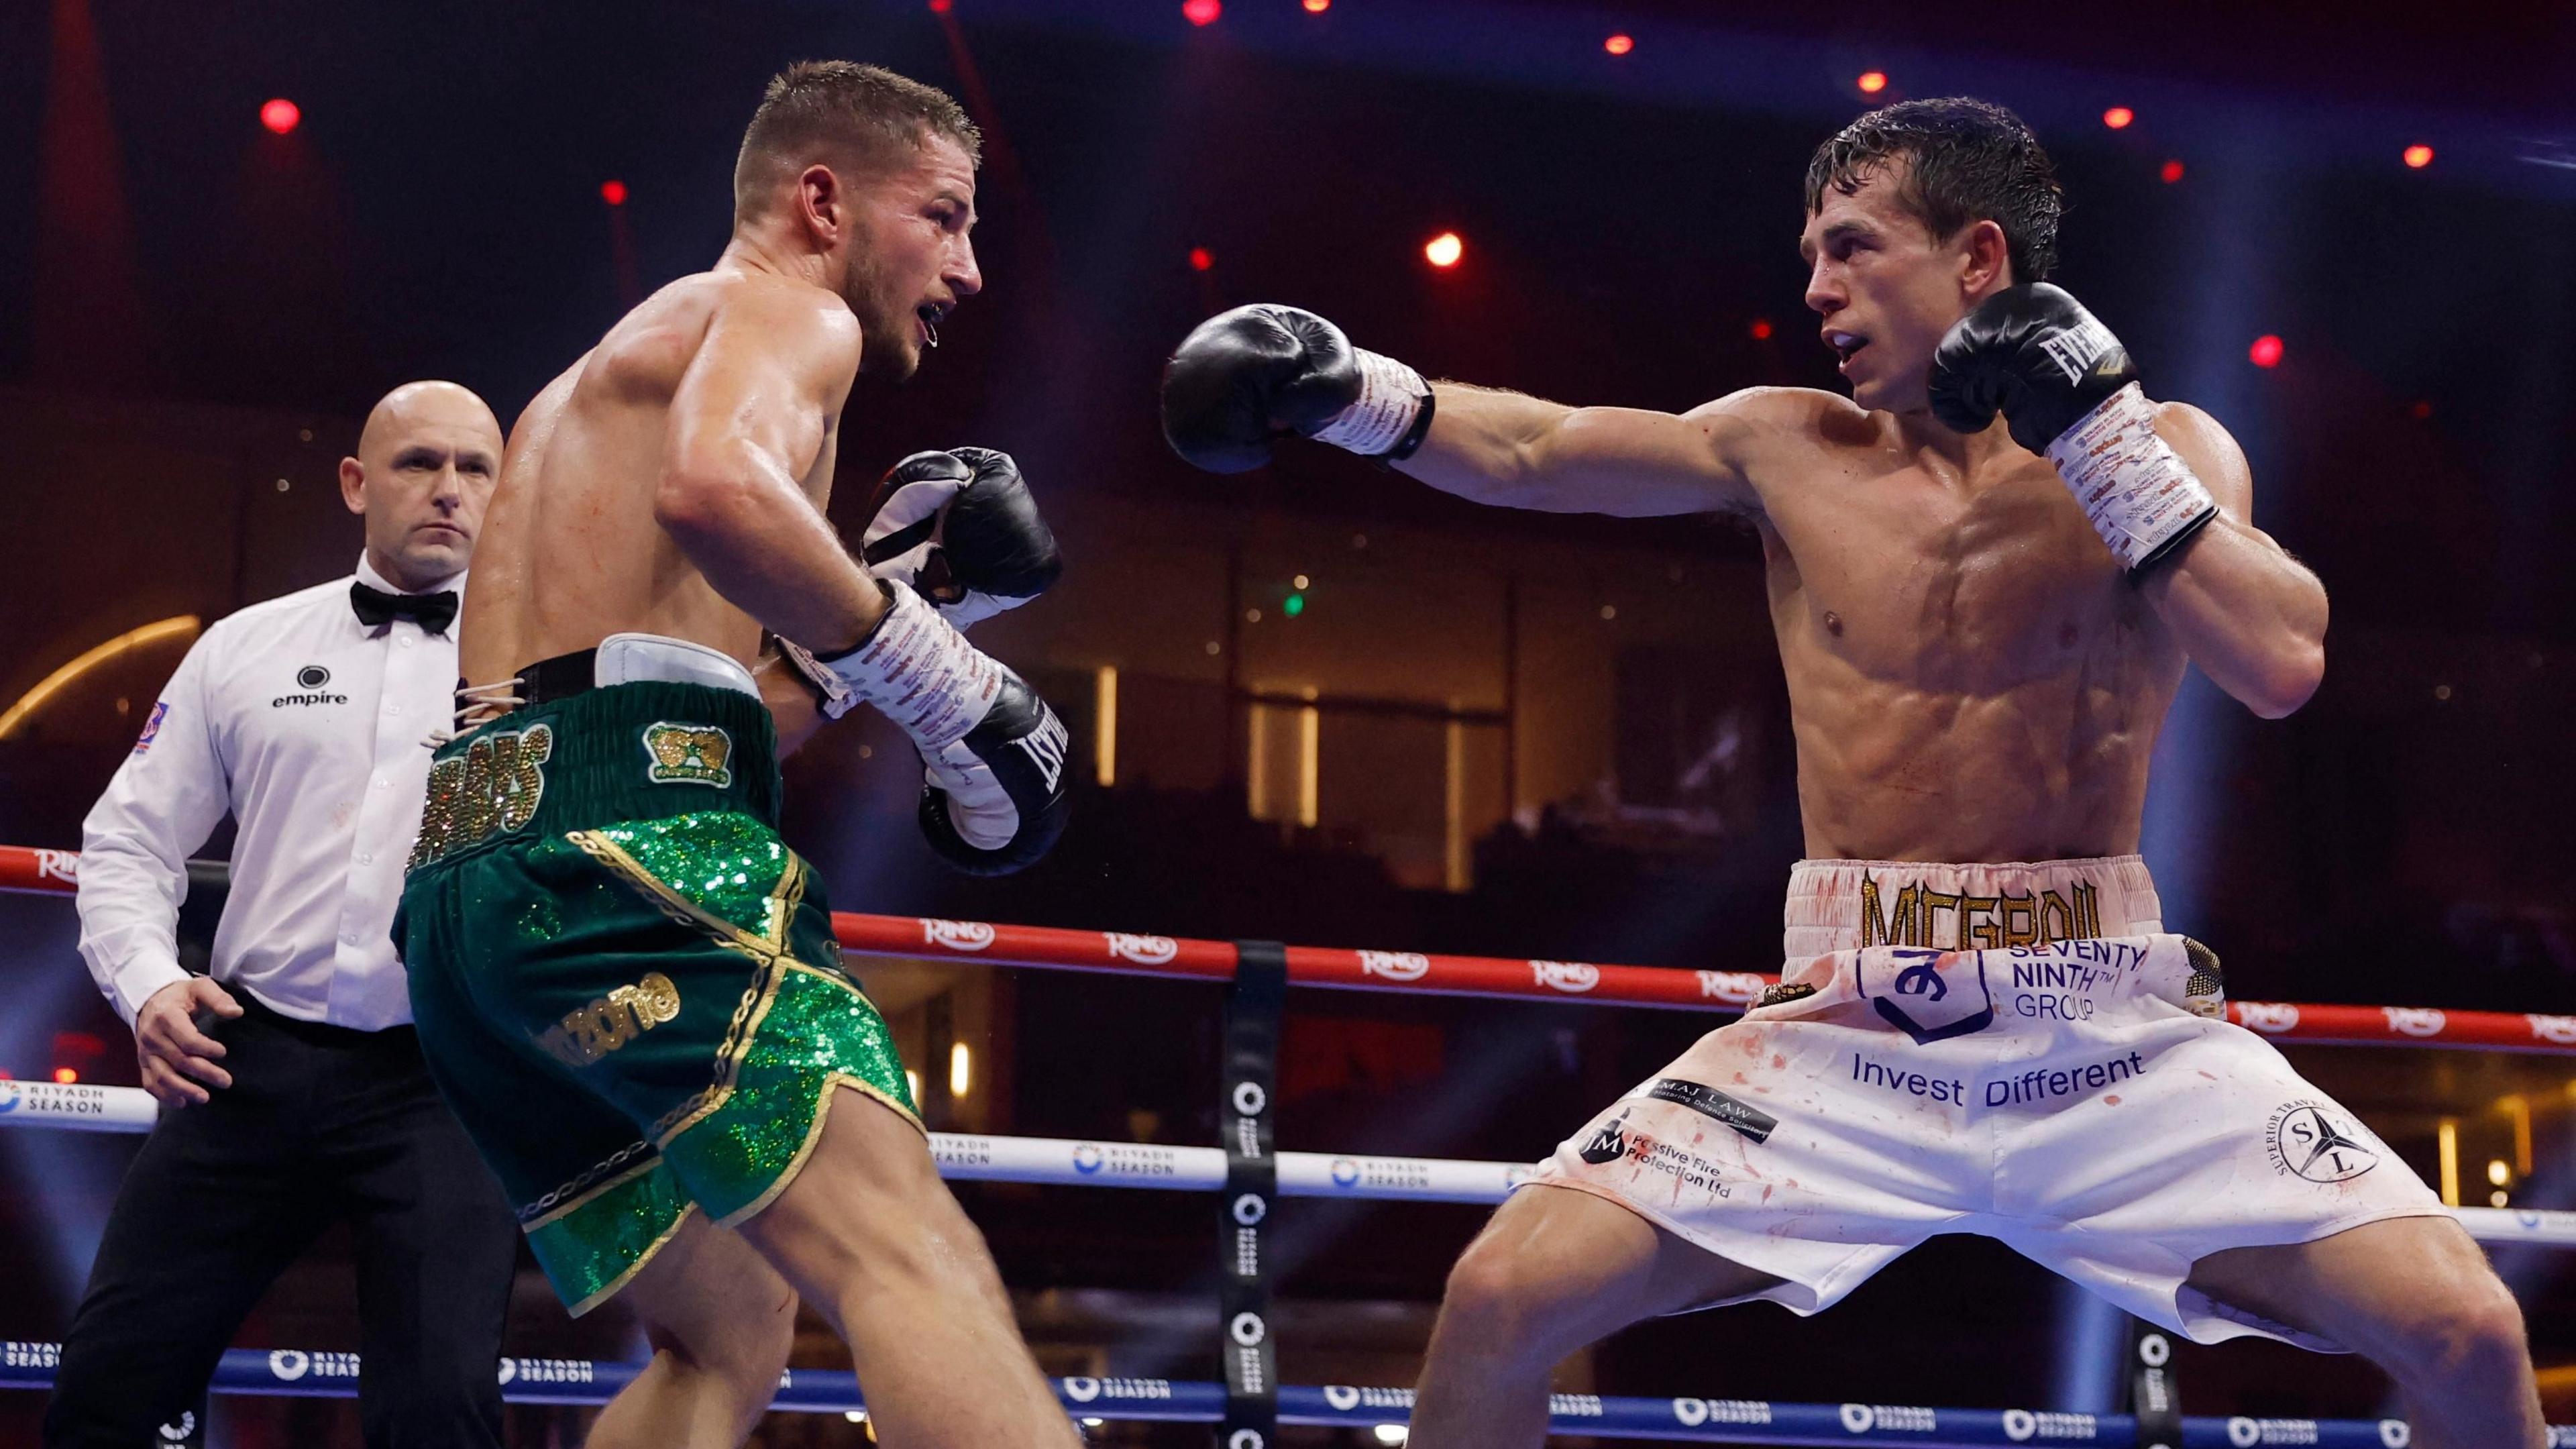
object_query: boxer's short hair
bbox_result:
[1805,97,2063,284]
[735,61,982,217]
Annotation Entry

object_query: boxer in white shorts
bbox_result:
[1542,859,2440,1347]
[1159,97,2541,1444]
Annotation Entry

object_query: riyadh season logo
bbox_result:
[1839,1403,1937,1434]
[921,918,995,951]
[2225,1419,2322,1446]
[1672,1399,1772,1428]
[2002,1409,2101,1442]
[1322,1385,1416,1413]
[156,1412,196,1442]
[1072,1143,1105,1175]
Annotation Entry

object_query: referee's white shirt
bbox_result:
[76,554,462,1031]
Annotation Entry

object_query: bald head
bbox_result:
[339,380,504,591]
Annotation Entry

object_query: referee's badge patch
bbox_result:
[643,722,734,788]
[132,700,169,755]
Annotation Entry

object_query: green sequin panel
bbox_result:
[661,967,917,1224]
[590,812,791,938]
[524,1159,690,1315]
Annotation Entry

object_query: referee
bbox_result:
[50,382,521,1448]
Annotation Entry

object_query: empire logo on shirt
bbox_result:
[274,663,348,709]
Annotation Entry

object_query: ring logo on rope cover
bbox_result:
[1530,961,1599,993]
[1358,951,1429,982]
[2237,1002,2300,1033]
[2530,1014,2576,1045]
[1104,932,1179,965]
[1695,970,1768,1004]
[2382,1008,2447,1037]
[1228,1312,1266,1346]
[921,918,996,951]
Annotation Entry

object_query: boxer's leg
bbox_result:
[587,1219,799,1449]
[1409,1183,1781,1449]
[2186,1217,2538,1448]
[728,1083,1077,1449]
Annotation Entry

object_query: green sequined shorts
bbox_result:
[395,678,920,1316]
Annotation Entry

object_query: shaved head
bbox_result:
[340,380,504,590]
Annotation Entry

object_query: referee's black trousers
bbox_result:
[45,993,519,1448]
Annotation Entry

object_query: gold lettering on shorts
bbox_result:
[1850,875,2108,949]
[409,723,553,869]
[539,971,682,1069]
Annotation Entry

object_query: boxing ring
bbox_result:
[3,845,2570,1447]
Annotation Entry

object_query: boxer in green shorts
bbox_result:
[398,668,918,1316]
[409,61,1079,1449]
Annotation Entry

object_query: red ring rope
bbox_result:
[6,844,2568,1053]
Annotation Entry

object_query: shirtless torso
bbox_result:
[462,269,859,689]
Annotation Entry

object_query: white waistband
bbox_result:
[595,633,758,699]
[1782,855,2161,960]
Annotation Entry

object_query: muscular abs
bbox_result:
[1756,419,2187,863]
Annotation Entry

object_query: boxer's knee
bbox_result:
[1437,1227,1589,1369]
[2378,1268,2528,1391]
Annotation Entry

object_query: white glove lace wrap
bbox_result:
[1308,348,1429,457]
[2044,382,2221,571]
[814,581,1000,749]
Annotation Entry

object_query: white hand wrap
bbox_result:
[814,582,1002,749]
[2044,382,2222,570]
[1307,348,1429,456]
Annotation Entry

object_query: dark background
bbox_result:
[2,0,2573,1442]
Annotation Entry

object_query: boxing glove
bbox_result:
[1161,304,1436,473]
[861,448,1062,629]
[786,581,1071,875]
[1931,284,2219,570]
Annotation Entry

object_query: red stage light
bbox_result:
[600,179,628,207]
[1303,0,1330,10]
[1182,0,1220,24]
[2159,158,2186,184]
[928,0,951,10]
[1749,318,1774,339]
[1604,34,1633,55]
[1188,247,1214,272]
[54,1067,78,1084]
[2410,400,2433,419]
[1856,71,1888,95]
[1424,231,1463,268]
[260,98,300,136]
[2403,144,2434,168]
[2249,335,2284,368]
[2103,107,2134,129]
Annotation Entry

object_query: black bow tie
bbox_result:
[351,581,458,634]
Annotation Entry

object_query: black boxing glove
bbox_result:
[861,448,1062,629]
[806,580,1069,874]
[1931,284,2219,570]
[914,669,1071,876]
[1161,304,1436,474]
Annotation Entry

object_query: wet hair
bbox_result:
[1804,97,2063,283]
[734,61,983,219]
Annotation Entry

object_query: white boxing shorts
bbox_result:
[1532,856,2449,1348]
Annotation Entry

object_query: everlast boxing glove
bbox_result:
[861,447,1063,629]
[1161,304,1437,473]
[1930,283,2220,571]
[777,582,1071,875]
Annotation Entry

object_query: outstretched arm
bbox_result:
[657,283,884,653]
[2141,404,2328,719]
[1396,383,1765,518]
[1161,304,1762,519]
